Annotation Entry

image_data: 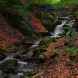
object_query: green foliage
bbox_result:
[0,59,17,73]
[24,72,33,78]
[0,48,7,53]
[33,0,78,8]
[40,37,56,46]
[62,24,75,39]
[0,0,37,38]
[66,46,78,56]
[61,0,78,5]
[0,0,32,16]
[33,44,46,61]
[24,71,37,78]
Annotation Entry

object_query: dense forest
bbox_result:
[0,0,78,78]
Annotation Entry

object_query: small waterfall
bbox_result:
[51,20,67,37]
[30,39,42,48]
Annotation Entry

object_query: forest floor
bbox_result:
[33,34,78,78]
[1,13,78,78]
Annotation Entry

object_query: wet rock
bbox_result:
[0,59,18,73]
[0,54,6,61]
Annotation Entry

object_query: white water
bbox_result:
[51,20,67,37]
[0,56,14,64]
[30,39,42,48]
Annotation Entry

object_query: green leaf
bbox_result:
[66,47,78,56]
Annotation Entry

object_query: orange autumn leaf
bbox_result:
[44,37,66,59]
[32,16,48,32]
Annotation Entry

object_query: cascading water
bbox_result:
[50,20,67,37]
[53,20,66,37]
[50,17,75,37]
